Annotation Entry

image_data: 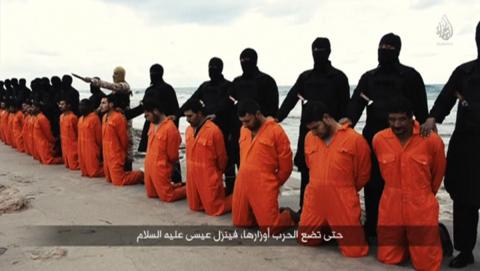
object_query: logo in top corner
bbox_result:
[437,15,453,41]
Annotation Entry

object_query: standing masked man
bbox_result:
[342,33,428,237]
[228,48,279,193]
[277,37,350,210]
[422,21,480,268]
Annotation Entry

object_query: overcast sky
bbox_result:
[0,0,479,90]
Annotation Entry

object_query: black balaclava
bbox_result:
[51,76,62,90]
[150,64,164,85]
[4,79,11,89]
[240,48,258,77]
[62,75,73,88]
[41,77,51,92]
[378,33,401,67]
[11,78,19,88]
[312,37,331,70]
[19,79,26,87]
[476,21,480,59]
[208,57,223,82]
[4,79,12,98]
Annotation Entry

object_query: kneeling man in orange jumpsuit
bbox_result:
[143,100,185,202]
[232,99,296,234]
[12,101,25,153]
[0,101,7,143]
[59,96,80,170]
[101,95,143,186]
[31,101,63,165]
[21,102,33,156]
[373,98,446,271]
[6,103,16,148]
[183,99,231,215]
[298,101,371,257]
[78,99,104,177]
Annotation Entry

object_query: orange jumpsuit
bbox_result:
[102,111,143,186]
[13,111,25,152]
[144,119,185,201]
[232,118,295,234]
[33,113,63,165]
[373,121,446,271]
[78,112,104,177]
[60,112,79,170]
[29,115,38,160]
[0,109,6,143]
[22,115,31,155]
[6,113,15,148]
[186,120,231,216]
[298,125,371,257]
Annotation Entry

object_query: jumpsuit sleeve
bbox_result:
[213,128,228,172]
[430,135,446,195]
[94,116,102,148]
[346,73,369,126]
[429,68,461,123]
[303,133,312,169]
[115,115,129,153]
[275,126,293,185]
[39,116,54,143]
[353,135,372,191]
[166,126,180,163]
[277,74,302,122]
[371,133,381,160]
[72,115,79,139]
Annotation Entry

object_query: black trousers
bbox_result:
[453,201,480,253]
[224,136,239,196]
[363,154,384,237]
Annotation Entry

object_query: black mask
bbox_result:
[51,76,62,89]
[311,37,331,70]
[208,57,223,81]
[378,49,398,66]
[149,64,164,85]
[62,75,73,88]
[378,33,401,67]
[240,48,258,77]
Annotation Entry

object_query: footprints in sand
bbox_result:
[28,248,67,260]
[0,184,30,214]
[0,172,34,185]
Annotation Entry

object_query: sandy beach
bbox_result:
[0,142,479,271]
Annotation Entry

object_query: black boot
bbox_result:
[449,252,474,268]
